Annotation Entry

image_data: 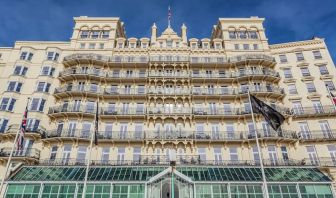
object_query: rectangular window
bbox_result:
[101,147,110,163]
[283,68,292,78]
[30,98,46,112]
[62,145,72,164]
[80,43,85,49]
[41,66,55,76]
[46,52,59,61]
[36,82,51,93]
[198,147,206,162]
[0,118,9,132]
[80,31,89,38]
[327,145,336,165]
[134,123,143,139]
[300,67,310,76]
[50,146,58,161]
[313,50,322,59]
[319,64,329,75]
[281,146,289,161]
[279,55,288,63]
[104,123,113,138]
[20,52,33,61]
[226,123,235,139]
[99,43,104,49]
[117,147,125,164]
[243,44,249,50]
[312,100,323,113]
[91,31,100,39]
[81,122,91,138]
[7,81,22,92]
[133,147,141,162]
[295,52,304,61]
[299,122,311,139]
[306,82,316,93]
[26,119,40,132]
[229,147,238,162]
[319,120,332,138]
[102,31,109,38]
[13,65,28,76]
[0,97,16,111]
[292,101,303,115]
[325,81,335,91]
[249,31,258,39]
[214,147,222,163]
[234,44,239,50]
[306,146,319,165]
[119,123,128,139]
[89,43,96,49]
[253,44,258,50]
[288,84,298,94]
[252,146,260,164]
[268,145,278,165]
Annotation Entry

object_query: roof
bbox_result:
[9,166,331,182]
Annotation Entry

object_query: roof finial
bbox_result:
[168,6,172,28]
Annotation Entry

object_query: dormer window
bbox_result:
[249,31,258,39]
[142,43,148,48]
[176,42,180,47]
[229,31,236,39]
[91,31,100,39]
[160,42,163,48]
[118,43,123,49]
[203,43,209,49]
[102,31,109,39]
[215,43,221,49]
[130,43,135,48]
[239,31,248,39]
[47,52,59,61]
[80,31,89,39]
[167,41,172,48]
[191,43,197,49]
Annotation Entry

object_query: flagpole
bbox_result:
[168,6,171,28]
[0,97,30,196]
[326,85,336,110]
[82,99,99,198]
[247,91,269,198]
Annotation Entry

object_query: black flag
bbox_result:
[250,94,285,131]
[94,101,99,145]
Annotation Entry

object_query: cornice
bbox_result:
[269,39,324,49]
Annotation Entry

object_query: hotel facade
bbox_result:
[0,16,335,198]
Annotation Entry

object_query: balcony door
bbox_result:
[120,123,128,139]
[319,121,332,138]
[306,146,319,165]
[81,122,91,138]
[299,122,311,139]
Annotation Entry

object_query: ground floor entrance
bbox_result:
[4,166,336,198]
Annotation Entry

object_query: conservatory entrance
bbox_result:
[147,167,194,198]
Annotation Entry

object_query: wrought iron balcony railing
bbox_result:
[0,124,46,135]
[297,130,336,140]
[55,85,147,96]
[60,68,147,79]
[148,71,189,78]
[37,157,336,167]
[192,85,284,96]
[292,106,336,117]
[191,69,279,79]
[0,148,40,159]
[147,88,190,95]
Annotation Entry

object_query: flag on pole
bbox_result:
[250,94,285,131]
[94,101,99,145]
[168,6,172,27]
[330,92,336,105]
[17,103,28,150]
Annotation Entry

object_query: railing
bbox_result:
[191,69,279,79]
[59,68,147,79]
[292,106,336,117]
[148,71,189,78]
[100,107,145,115]
[147,108,192,115]
[0,124,46,135]
[63,53,275,64]
[55,85,147,96]
[147,89,190,95]
[42,129,297,141]
[37,157,336,167]
[192,85,284,96]
[0,148,40,159]
[150,55,189,62]
[298,130,336,140]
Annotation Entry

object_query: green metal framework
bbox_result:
[9,166,331,182]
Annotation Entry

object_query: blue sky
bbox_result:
[0,0,335,61]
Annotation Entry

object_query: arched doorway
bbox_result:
[161,178,179,198]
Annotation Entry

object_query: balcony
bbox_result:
[191,69,280,82]
[190,57,227,64]
[229,54,276,65]
[0,124,45,137]
[147,88,190,96]
[148,71,189,78]
[43,130,145,141]
[48,104,97,118]
[63,53,148,66]
[0,148,40,160]
[37,157,336,167]
[147,107,192,116]
[59,68,147,81]
[150,55,189,62]
[292,105,336,118]
[192,85,285,98]
[100,107,145,117]
[298,130,336,141]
